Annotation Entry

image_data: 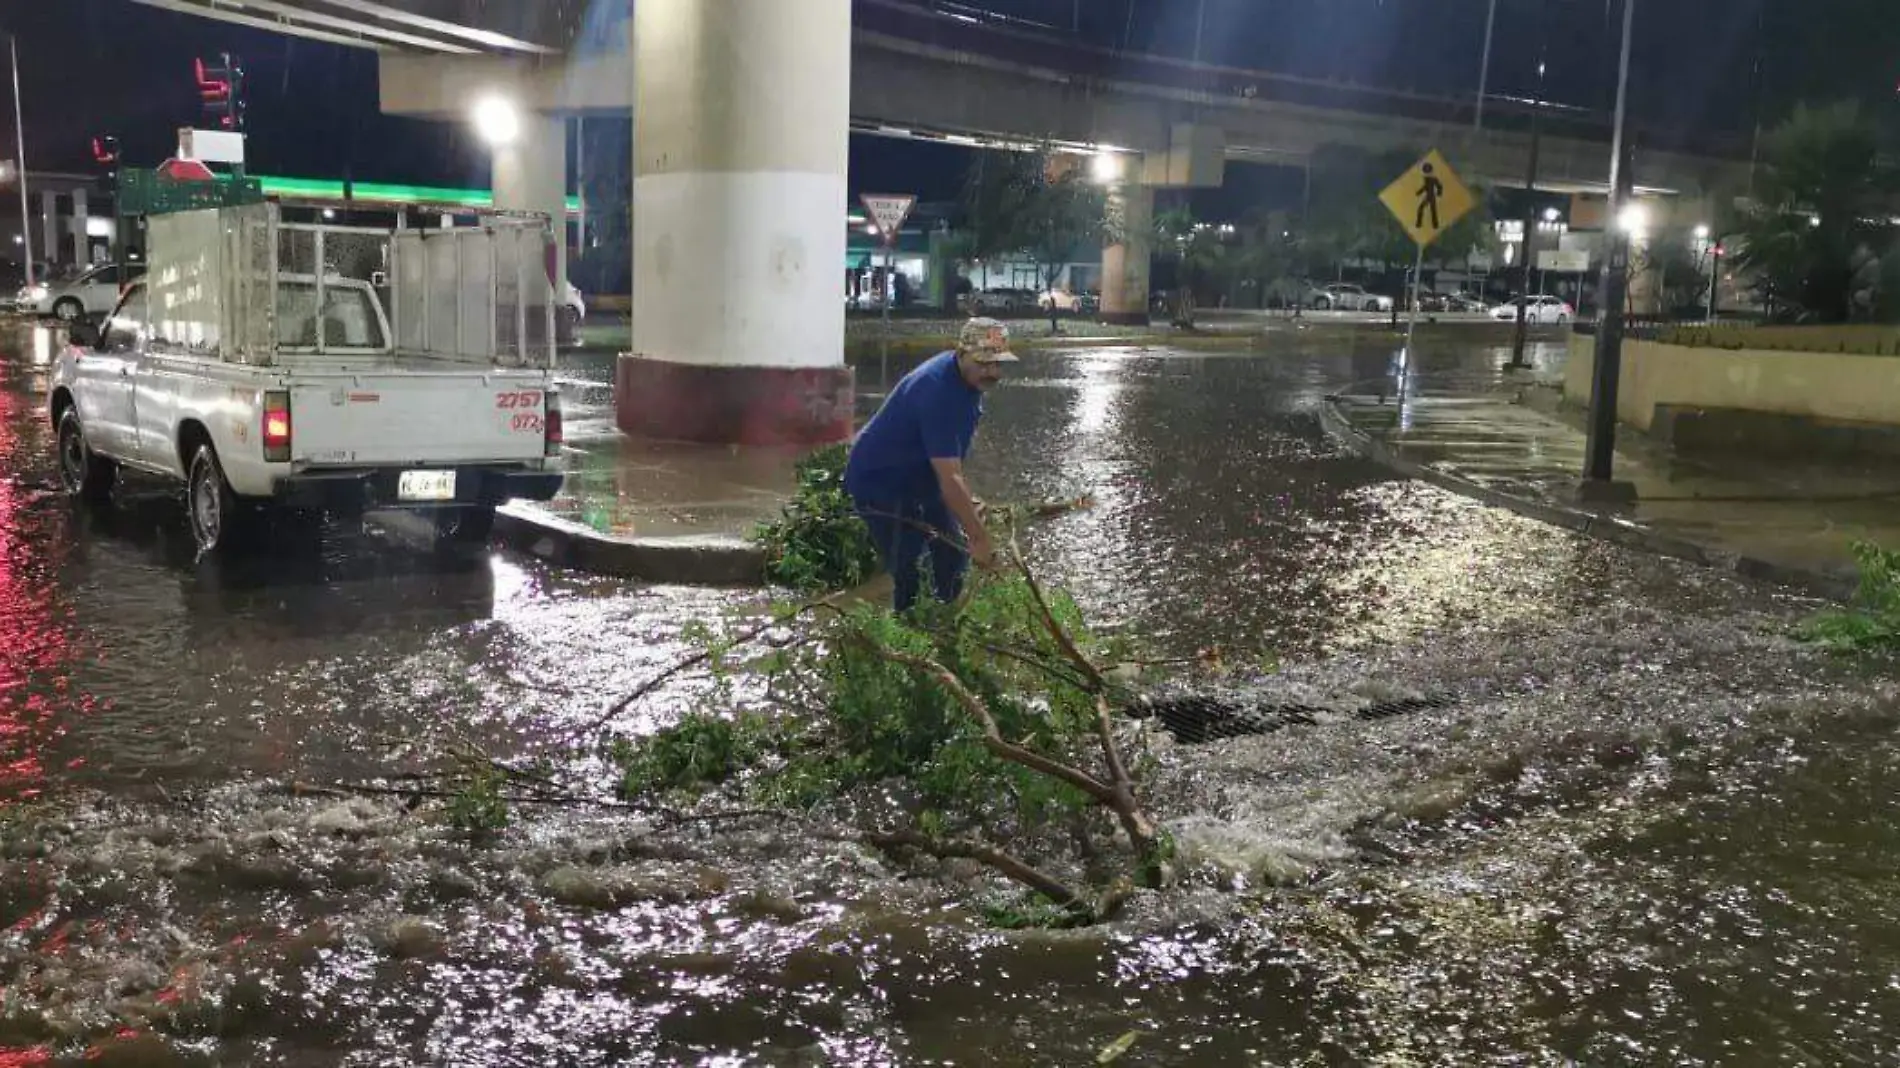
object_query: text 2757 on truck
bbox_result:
[49,199,566,555]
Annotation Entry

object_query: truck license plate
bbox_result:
[398,470,457,502]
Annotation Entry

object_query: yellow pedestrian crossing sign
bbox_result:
[1380,150,1476,248]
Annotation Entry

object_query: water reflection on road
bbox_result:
[6,321,1900,1065]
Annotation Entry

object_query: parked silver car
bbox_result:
[1307,282,1394,313]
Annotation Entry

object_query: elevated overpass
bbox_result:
[137,0,1746,198]
[132,0,1744,445]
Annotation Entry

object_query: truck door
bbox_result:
[75,285,146,458]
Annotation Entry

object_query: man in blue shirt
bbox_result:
[844,317,1017,610]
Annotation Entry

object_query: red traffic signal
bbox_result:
[195,55,242,129]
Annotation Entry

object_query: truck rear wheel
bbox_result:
[187,444,257,555]
[57,409,117,504]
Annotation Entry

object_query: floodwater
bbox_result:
[2,320,1897,1065]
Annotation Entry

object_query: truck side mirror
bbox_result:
[67,321,99,348]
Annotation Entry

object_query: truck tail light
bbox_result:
[544,394,563,457]
[262,390,292,462]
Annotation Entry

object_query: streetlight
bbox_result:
[1508,0,1553,370]
[1693,223,1711,241]
[1090,151,1122,185]
[1583,0,1639,492]
[1544,207,1562,224]
[470,94,521,147]
[1618,202,1649,237]
[1475,0,1499,131]
[8,32,29,287]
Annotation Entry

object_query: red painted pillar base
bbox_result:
[614,356,855,447]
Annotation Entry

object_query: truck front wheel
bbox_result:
[187,444,257,555]
[57,409,118,504]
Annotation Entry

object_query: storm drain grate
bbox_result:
[1353,696,1456,722]
[1134,694,1457,745]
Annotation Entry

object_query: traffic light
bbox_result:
[194,54,243,130]
[91,135,119,183]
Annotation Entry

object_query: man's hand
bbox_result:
[968,529,998,570]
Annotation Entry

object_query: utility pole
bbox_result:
[8,34,30,288]
[1508,2,1551,370]
[1475,0,1499,131]
[1706,242,1721,321]
[1582,0,1637,490]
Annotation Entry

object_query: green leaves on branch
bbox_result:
[754,444,880,594]
[606,567,1170,924]
[1801,541,1900,652]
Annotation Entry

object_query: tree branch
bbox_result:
[864,642,1117,805]
[1005,540,1108,692]
[561,597,842,744]
[862,828,1091,917]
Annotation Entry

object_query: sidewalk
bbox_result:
[1323,359,1900,595]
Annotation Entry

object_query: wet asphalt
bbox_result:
[7,319,1900,1066]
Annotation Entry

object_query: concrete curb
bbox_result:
[1318,395,1859,602]
[494,503,767,586]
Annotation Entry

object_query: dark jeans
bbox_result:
[853,496,968,612]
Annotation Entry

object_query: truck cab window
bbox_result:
[277,282,387,350]
[101,288,148,353]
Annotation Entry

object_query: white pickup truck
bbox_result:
[48,201,565,554]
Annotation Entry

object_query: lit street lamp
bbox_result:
[470,94,521,147]
[1583,0,1639,492]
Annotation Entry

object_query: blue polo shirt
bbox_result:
[844,351,983,503]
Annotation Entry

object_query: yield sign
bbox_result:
[859,192,916,244]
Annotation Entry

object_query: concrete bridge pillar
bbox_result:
[491,110,568,306]
[616,0,853,446]
[1101,182,1154,326]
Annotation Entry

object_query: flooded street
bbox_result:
[4,321,1899,1065]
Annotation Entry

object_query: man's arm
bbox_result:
[930,457,994,568]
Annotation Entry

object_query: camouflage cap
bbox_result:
[957,317,1020,363]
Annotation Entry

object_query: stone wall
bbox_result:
[1565,333,1900,432]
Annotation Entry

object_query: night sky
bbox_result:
[1,0,1894,212]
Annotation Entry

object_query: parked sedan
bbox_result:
[1038,289,1091,313]
[20,263,142,322]
[971,288,1032,313]
[1421,292,1489,313]
[1308,282,1394,313]
[1489,295,1574,325]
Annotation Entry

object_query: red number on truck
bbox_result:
[496,391,542,410]
[511,413,544,433]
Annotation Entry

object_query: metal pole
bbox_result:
[9,35,30,288]
[1474,0,1499,131]
[881,240,893,388]
[1403,241,1425,356]
[1583,0,1637,485]
[1509,8,1550,369]
[574,116,586,251]
[1706,247,1720,321]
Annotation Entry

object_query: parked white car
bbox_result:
[1489,295,1575,324]
[1038,289,1091,313]
[1308,282,1394,312]
[21,263,143,323]
[560,281,586,334]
